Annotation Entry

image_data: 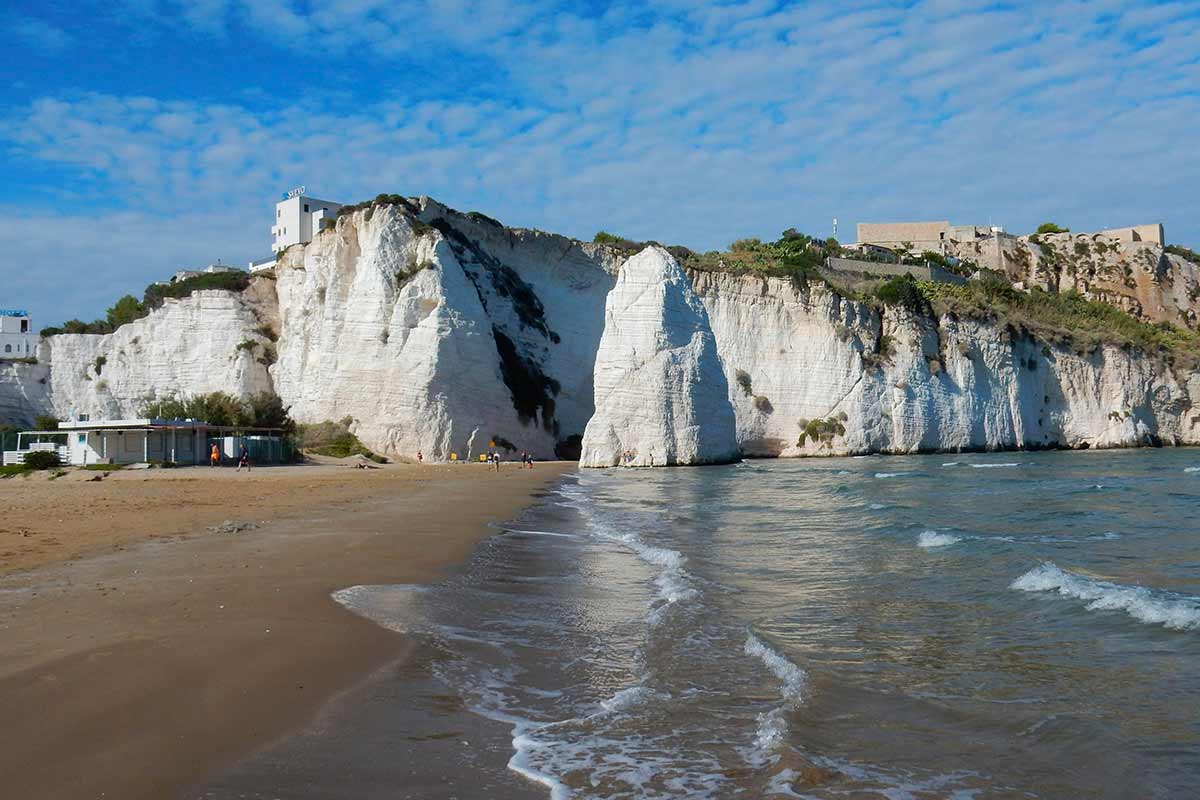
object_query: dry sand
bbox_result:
[0,461,572,799]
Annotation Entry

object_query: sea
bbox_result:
[335,449,1200,799]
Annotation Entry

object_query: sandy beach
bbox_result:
[0,461,572,799]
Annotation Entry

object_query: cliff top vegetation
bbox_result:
[887,274,1200,366]
[41,271,251,337]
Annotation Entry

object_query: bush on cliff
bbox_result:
[1036,222,1069,234]
[42,273,254,336]
[919,280,1200,365]
[1166,245,1200,265]
[296,417,384,462]
[33,415,59,431]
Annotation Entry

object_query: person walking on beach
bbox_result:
[236,443,250,472]
[493,451,501,472]
[210,443,220,468]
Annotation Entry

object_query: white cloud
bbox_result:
[13,19,72,50]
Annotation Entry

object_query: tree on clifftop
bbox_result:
[1036,222,1069,234]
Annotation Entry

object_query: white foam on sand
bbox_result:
[329,584,427,634]
[917,530,963,548]
[1011,562,1200,631]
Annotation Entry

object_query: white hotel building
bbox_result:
[249,187,344,272]
[0,310,36,358]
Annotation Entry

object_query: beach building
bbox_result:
[2,419,291,467]
[0,309,37,358]
[271,186,342,254]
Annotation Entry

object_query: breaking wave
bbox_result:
[1011,563,1200,631]
[917,530,962,548]
[744,632,807,762]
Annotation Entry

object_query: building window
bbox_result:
[20,320,28,332]
[3,345,10,353]
[304,204,309,212]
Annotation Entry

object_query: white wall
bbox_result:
[0,314,37,357]
[272,195,342,252]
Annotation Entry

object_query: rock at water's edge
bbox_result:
[579,246,739,467]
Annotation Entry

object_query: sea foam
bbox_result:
[1011,562,1200,631]
[917,530,962,548]
[744,633,807,761]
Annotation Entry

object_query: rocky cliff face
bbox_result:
[2,201,1197,462]
[271,199,618,460]
[580,247,738,467]
[0,360,50,427]
[694,269,1200,456]
[951,232,1200,328]
[22,288,275,424]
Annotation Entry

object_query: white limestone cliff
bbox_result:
[35,289,275,423]
[0,360,50,427]
[694,269,1200,456]
[2,203,1197,463]
[579,247,739,467]
[270,200,618,460]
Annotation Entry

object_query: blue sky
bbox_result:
[3,0,1199,327]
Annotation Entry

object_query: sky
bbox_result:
[3,0,1199,327]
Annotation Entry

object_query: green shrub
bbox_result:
[106,294,146,329]
[729,238,763,253]
[919,280,1200,365]
[143,270,250,311]
[873,274,928,312]
[1165,245,1200,264]
[593,230,625,244]
[735,369,753,396]
[797,416,846,447]
[236,340,259,352]
[34,414,60,431]
[253,323,279,342]
[24,450,61,470]
[93,355,107,374]
[297,417,385,462]
[140,391,294,431]
[1036,222,1069,234]
[0,464,29,478]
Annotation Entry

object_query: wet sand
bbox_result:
[0,461,571,799]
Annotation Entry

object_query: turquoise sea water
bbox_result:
[341,449,1200,798]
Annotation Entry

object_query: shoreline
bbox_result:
[0,461,572,799]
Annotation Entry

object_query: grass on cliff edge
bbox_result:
[911,276,1200,365]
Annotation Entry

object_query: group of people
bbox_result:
[619,449,654,467]
[482,450,535,470]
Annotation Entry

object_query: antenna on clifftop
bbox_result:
[833,217,838,237]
